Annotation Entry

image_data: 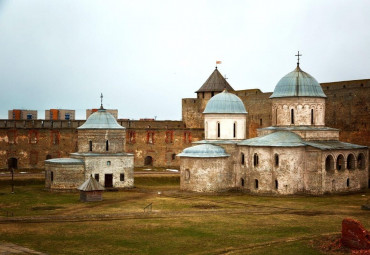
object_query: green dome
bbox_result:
[270,66,326,98]
[203,90,247,114]
[78,109,124,130]
[177,144,230,158]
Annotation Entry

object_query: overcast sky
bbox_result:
[0,0,369,120]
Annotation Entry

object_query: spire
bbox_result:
[195,68,234,93]
[100,93,104,110]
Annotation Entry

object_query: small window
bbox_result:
[106,140,109,151]
[217,122,221,138]
[107,161,111,166]
[357,153,365,169]
[260,119,262,126]
[274,154,279,167]
[255,179,259,189]
[241,153,245,165]
[211,92,214,97]
[241,178,245,187]
[65,114,70,120]
[89,141,93,152]
[50,171,54,182]
[233,122,236,138]
[171,154,176,161]
[120,173,125,182]
[253,153,259,166]
[27,114,33,120]
[95,174,99,182]
[347,154,355,170]
[325,155,334,171]
[346,178,349,187]
[275,180,278,190]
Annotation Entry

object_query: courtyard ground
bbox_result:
[0,172,369,255]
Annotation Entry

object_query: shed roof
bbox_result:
[196,68,234,93]
[78,176,105,191]
[305,141,367,150]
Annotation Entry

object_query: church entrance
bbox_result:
[8,158,18,170]
[105,174,113,188]
[144,156,153,166]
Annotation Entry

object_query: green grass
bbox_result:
[0,176,369,255]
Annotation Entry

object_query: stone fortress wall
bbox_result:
[0,79,369,170]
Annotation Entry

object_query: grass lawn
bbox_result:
[0,175,369,254]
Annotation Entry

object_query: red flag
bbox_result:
[216,61,222,64]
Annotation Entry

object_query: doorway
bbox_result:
[105,174,113,188]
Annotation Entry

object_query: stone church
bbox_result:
[45,104,134,190]
[178,62,369,195]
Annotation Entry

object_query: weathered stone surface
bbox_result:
[341,218,370,250]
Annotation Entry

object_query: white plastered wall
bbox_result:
[204,113,247,140]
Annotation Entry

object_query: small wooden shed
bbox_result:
[78,176,105,202]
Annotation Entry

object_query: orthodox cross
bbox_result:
[295,51,302,66]
[100,93,104,109]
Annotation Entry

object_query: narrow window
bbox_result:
[50,171,54,182]
[171,154,176,160]
[346,178,350,187]
[253,153,259,166]
[347,154,355,170]
[233,122,236,138]
[241,178,245,187]
[202,92,204,98]
[211,92,214,97]
[291,109,294,124]
[260,119,262,126]
[120,173,125,181]
[106,140,109,151]
[311,109,314,125]
[107,161,111,166]
[274,154,279,167]
[95,174,99,182]
[357,153,365,169]
[89,141,92,152]
[241,153,245,165]
[275,108,278,126]
[255,179,259,189]
[275,180,278,189]
[336,155,344,170]
[217,122,221,138]
[325,155,334,171]
[27,114,33,120]
[65,114,70,120]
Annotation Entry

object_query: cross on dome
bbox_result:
[295,51,302,67]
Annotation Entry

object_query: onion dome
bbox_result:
[270,65,326,98]
[203,90,247,114]
[78,109,124,130]
[196,67,234,93]
[177,144,230,158]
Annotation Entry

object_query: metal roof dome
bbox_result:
[78,109,124,130]
[203,90,247,114]
[177,144,230,158]
[270,65,326,98]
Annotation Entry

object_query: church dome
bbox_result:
[270,65,326,98]
[177,144,230,158]
[78,109,124,130]
[203,90,247,114]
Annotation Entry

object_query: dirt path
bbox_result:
[0,242,47,255]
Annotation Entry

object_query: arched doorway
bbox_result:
[144,156,153,166]
[46,155,52,160]
[8,158,18,169]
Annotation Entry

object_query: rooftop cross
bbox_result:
[295,51,302,67]
[100,93,104,109]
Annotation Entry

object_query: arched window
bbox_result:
[291,109,294,124]
[106,140,109,151]
[274,154,279,167]
[347,154,355,170]
[357,153,365,170]
[311,109,314,125]
[107,161,111,166]
[336,154,344,170]
[253,153,259,166]
[185,169,190,180]
[241,153,245,165]
[233,122,236,138]
[255,179,259,189]
[89,141,93,152]
[217,122,221,138]
[325,155,334,171]
[275,180,278,190]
